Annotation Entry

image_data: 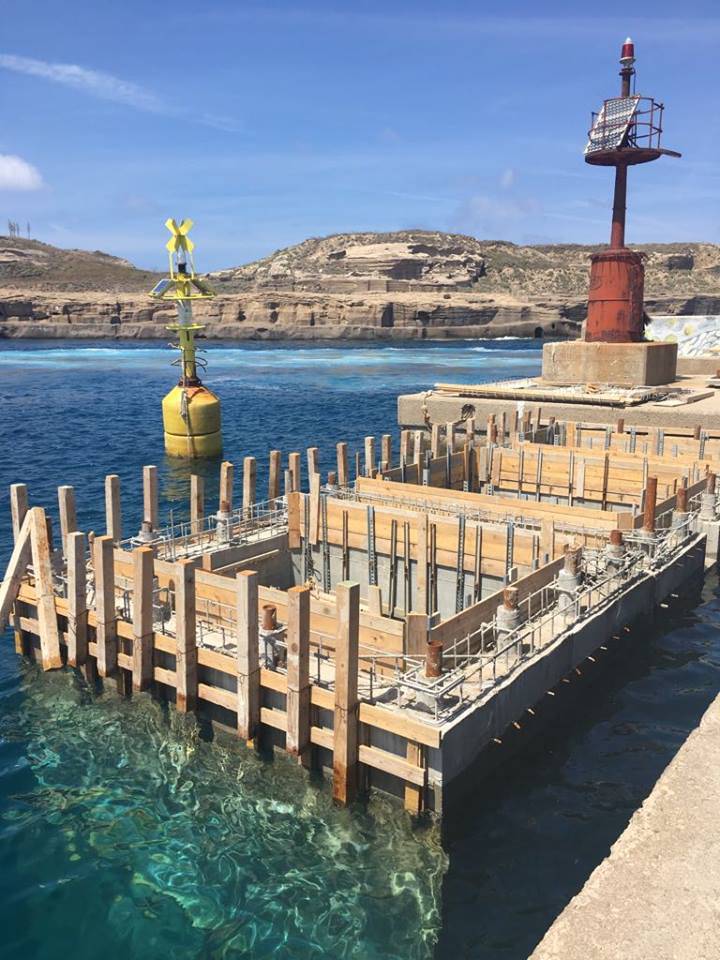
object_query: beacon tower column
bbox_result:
[150,218,223,458]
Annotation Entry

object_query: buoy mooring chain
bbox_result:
[150,218,222,458]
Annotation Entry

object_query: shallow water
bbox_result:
[1,339,719,959]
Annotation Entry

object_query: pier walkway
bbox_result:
[530,688,720,960]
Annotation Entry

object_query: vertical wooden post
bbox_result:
[416,515,429,614]
[66,531,88,667]
[287,491,302,549]
[10,483,28,541]
[132,546,154,691]
[143,465,159,531]
[400,430,411,461]
[57,485,77,558]
[236,570,260,743]
[105,474,122,543]
[413,430,423,466]
[541,518,556,560]
[175,559,197,712]
[333,581,360,806]
[465,417,476,444]
[242,456,257,517]
[219,461,234,514]
[29,507,62,670]
[190,474,205,535]
[9,483,29,653]
[405,612,428,656]
[381,434,392,471]
[336,442,348,487]
[288,452,301,493]
[0,513,31,634]
[364,436,376,478]
[268,450,281,500]
[309,472,321,545]
[643,476,658,534]
[286,584,311,766]
[307,446,320,480]
[405,741,424,815]
[367,584,382,615]
[93,534,117,677]
[431,424,441,459]
[446,422,455,454]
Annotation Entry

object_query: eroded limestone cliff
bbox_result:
[1,231,717,340]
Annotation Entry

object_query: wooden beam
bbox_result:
[404,741,424,815]
[333,581,360,806]
[175,559,197,712]
[336,442,348,487]
[446,422,455,454]
[309,473,321,546]
[381,434,392,472]
[286,584,311,766]
[57,485,77,558]
[288,451,301,493]
[413,430,424,466]
[237,570,260,743]
[10,483,28,541]
[268,449,282,500]
[431,424,442,459]
[30,507,62,670]
[131,546,154,691]
[93,534,117,677]
[242,456,257,517]
[219,461,234,514]
[364,436,376,478]
[66,531,88,667]
[0,511,31,631]
[143,465,159,531]
[367,584,383,616]
[416,515,429,615]
[307,446,320,480]
[287,491,302,549]
[405,612,428,656]
[104,474,122,543]
[190,474,205,535]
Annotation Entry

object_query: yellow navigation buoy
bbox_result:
[150,218,222,458]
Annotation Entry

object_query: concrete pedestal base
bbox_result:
[542,340,678,387]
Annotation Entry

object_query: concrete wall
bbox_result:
[435,535,706,810]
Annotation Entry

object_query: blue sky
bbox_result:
[0,0,717,271]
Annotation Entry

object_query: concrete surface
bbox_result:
[530,686,720,960]
[542,340,678,386]
[397,371,720,432]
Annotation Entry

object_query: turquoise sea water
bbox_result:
[1,339,719,959]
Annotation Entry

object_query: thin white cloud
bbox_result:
[0,154,43,190]
[500,168,516,189]
[0,54,165,112]
[0,54,240,131]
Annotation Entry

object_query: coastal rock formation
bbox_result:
[0,232,718,340]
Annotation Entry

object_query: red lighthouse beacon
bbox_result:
[543,38,681,387]
[584,37,680,343]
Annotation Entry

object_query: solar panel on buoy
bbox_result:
[585,96,640,155]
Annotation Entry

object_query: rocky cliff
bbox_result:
[1,232,718,340]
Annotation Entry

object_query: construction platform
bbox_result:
[1,416,717,815]
[398,368,720,434]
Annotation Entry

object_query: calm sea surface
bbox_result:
[1,339,719,959]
